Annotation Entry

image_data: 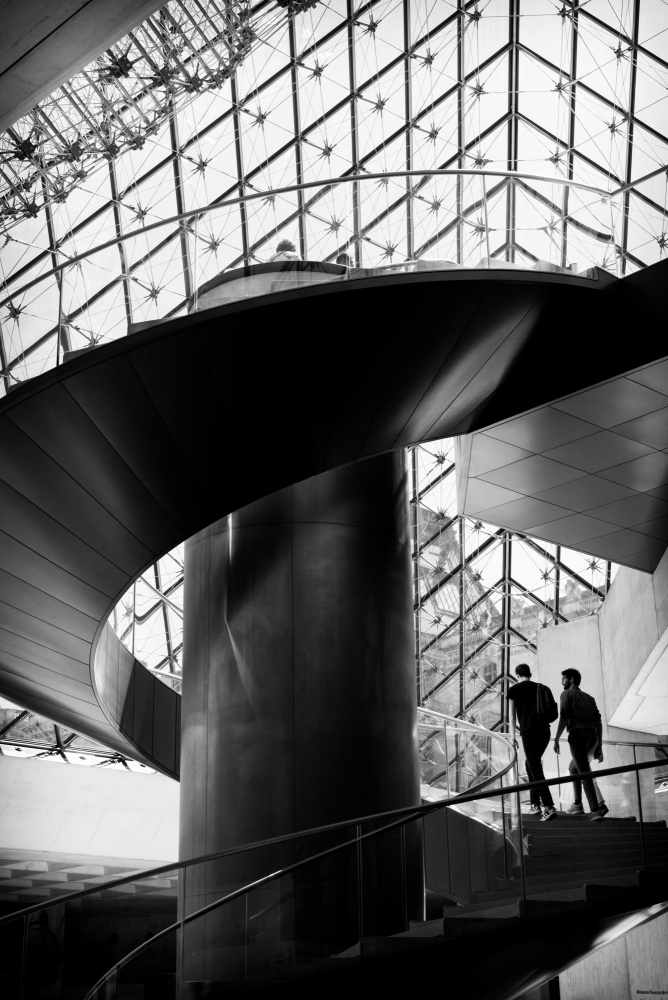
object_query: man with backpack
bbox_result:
[508,663,558,822]
[553,668,608,821]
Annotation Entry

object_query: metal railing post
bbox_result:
[356,824,364,962]
[501,792,509,879]
[444,721,451,798]
[244,893,249,982]
[19,914,28,1000]
[608,195,620,277]
[516,789,527,921]
[482,173,492,264]
[634,745,647,872]
[193,217,199,311]
[420,816,427,921]
[400,823,408,931]
[177,866,185,995]
[56,270,63,367]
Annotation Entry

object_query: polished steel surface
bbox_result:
[180,452,418,849]
[0,262,665,769]
[179,452,418,984]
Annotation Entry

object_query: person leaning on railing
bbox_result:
[553,668,609,821]
[269,238,301,262]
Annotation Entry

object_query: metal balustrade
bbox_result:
[0,169,627,393]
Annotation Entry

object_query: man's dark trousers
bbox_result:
[568,728,600,811]
[522,725,554,809]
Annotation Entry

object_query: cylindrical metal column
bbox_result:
[179,452,419,992]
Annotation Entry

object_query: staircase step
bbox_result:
[442,898,521,918]
[521,856,668,879]
[472,871,640,904]
[524,848,668,868]
[527,835,668,854]
[521,815,666,829]
[494,865,645,890]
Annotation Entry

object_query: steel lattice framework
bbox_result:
[0,705,155,771]
[1,0,668,389]
[411,439,615,733]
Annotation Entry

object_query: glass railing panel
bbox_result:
[184,841,363,992]
[87,929,176,999]
[75,755,668,996]
[116,929,175,999]
[0,913,26,998]
[633,744,668,871]
[424,793,524,917]
[418,708,516,802]
[0,865,179,1000]
[1,170,628,397]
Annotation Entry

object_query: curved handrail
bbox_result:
[418,705,517,794]
[3,727,656,929]
[602,739,668,749]
[0,168,618,309]
[0,709,516,929]
[82,755,668,1000]
[418,705,514,745]
[0,801,428,930]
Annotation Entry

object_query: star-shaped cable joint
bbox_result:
[422,49,435,68]
[373,95,387,114]
[6,301,22,321]
[310,62,325,79]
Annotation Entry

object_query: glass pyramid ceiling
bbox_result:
[1,0,668,387]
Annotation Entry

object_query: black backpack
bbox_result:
[535,683,559,723]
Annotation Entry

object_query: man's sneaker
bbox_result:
[590,804,610,822]
[566,803,584,815]
[541,807,558,822]
[528,804,542,815]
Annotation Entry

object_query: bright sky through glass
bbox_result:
[1,0,667,389]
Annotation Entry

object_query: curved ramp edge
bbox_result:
[0,265,665,764]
